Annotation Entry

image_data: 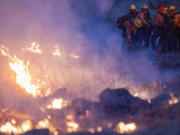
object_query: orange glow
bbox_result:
[0,120,32,134]
[9,56,41,96]
[115,121,137,134]
[47,98,68,110]
[169,94,179,105]
[0,45,42,97]
[36,119,57,133]
[66,121,79,133]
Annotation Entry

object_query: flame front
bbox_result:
[0,120,32,134]
[115,121,137,134]
[0,45,41,97]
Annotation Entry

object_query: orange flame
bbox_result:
[47,98,68,110]
[36,119,57,133]
[0,120,32,134]
[0,45,41,97]
[115,121,137,134]
[169,93,179,105]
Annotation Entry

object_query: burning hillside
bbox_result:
[0,0,180,135]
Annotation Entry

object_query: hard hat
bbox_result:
[134,18,142,28]
[130,5,136,10]
[158,4,165,9]
[142,5,148,9]
[169,5,175,11]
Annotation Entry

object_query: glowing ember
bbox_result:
[66,121,79,133]
[169,94,179,105]
[0,120,32,134]
[53,45,61,56]
[88,128,95,133]
[115,121,137,134]
[47,98,68,110]
[0,45,41,97]
[37,119,50,128]
[25,42,42,54]
[36,119,57,133]
[97,126,102,132]
[133,92,139,97]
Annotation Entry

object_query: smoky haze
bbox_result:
[0,0,173,104]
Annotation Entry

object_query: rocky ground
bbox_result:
[22,80,180,135]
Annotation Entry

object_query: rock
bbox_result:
[71,98,91,116]
[99,88,149,114]
[24,129,49,135]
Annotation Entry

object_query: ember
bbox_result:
[115,121,137,134]
[47,98,68,110]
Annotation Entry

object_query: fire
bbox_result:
[47,98,68,110]
[25,42,42,54]
[36,119,57,133]
[0,45,41,97]
[53,45,61,56]
[66,121,79,133]
[9,56,41,96]
[115,121,137,134]
[169,93,179,105]
[66,115,79,133]
[0,120,32,134]
[37,119,50,128]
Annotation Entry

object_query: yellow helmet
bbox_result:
[142,5,148,9]
[130,4,136,10]
[169,5,175,11]
[134,18,142,28]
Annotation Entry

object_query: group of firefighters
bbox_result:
[117,4,180,53]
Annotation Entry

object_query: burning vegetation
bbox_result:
[0,42,180,135]
[0,0,180,135]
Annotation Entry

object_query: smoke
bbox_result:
[0,0,175,106]
[1,0,180,134]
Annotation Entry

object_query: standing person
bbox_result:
[125,5,140,49]
[167,5,178,52]
[174,8,180,52]
[151,4,167,52]
[117,15,128,47]
[117,5,138,48]
[137,5,152,48]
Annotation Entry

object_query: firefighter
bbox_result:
[167,5,178,52]
[173,7,180,52]
[125,5,141,49]
[151,4,168,52]
[137,5,152,48]
[117,15,128,47]
[117,5,137,48]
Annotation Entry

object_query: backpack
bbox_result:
[117,16,126,29]
[134,18,142,28]
[174,13,180,27]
